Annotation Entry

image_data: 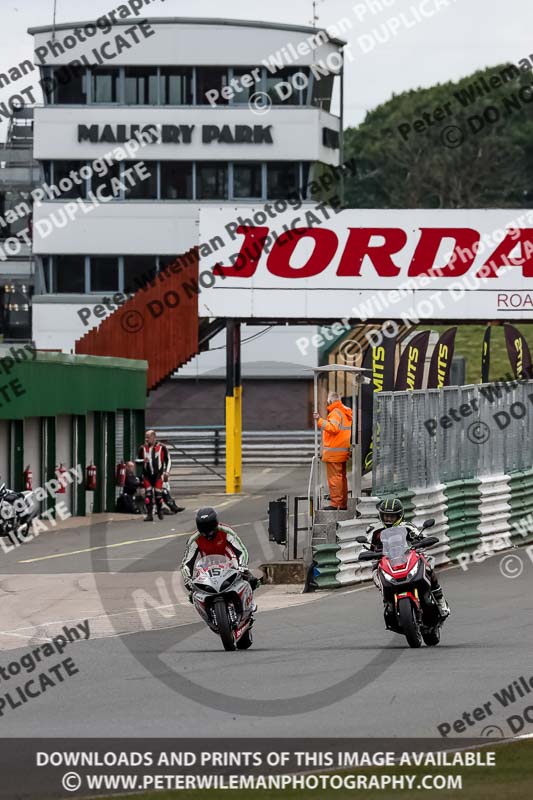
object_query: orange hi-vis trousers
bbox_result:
[326,461,348,508]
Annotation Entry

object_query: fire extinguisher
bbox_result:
[23,465,32,491]
[116,460,126,487]
[86,463,97,491]
[55,464,66,494]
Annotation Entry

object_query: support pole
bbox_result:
[313,372,319,512]
[352,375,362,503]
[225,321,242,494]
[339,59,345,207]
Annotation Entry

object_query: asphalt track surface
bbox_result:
[1,466,533,742]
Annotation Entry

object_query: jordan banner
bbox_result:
[394,331,430,391]
[427,327,457,388]
[361,336,397,474]
[504,323,533,379]
[481,326,491,383]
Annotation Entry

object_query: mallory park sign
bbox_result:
[198,208,533,320]
[77,123,274,145]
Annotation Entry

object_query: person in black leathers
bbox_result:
[367,497,450,618]
[116,461,141,514]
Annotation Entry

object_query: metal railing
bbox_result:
[158,427,315,485]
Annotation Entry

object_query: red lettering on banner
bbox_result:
[212,226,533,281]
[478,229,533,277]
[213,226,268,278]
[267,228,338,278]
[336,228,405,277]
[408,228,480,277]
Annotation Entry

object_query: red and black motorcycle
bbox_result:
[358,519,445,648]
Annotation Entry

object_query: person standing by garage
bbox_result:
[137,430,171,522]
[313,392,352,510]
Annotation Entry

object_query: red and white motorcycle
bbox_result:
[358,519,446,648]
[191,555,255,651]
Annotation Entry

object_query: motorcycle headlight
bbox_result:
[406,563,419,580]
[220,573,238,592]
[381,571,395,582]
[193,581,216,593]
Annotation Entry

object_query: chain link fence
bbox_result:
[373,380,533,492]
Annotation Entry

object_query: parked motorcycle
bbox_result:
[0,482,39,542]
[358,519,445,648]
[191,554,255,651]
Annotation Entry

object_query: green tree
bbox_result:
[344,61,533,208]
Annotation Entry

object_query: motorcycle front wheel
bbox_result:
[398,597,423,648]
[213,598,236,651]
[236,626,253,650]
[422,628,440,646]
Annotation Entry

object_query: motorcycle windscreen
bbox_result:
[380,527,410,567]
[194,554,238,576]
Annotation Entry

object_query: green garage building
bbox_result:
[0,351,147,515]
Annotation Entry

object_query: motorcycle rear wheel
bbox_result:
[398,598,423,648]
[213,598,236,651]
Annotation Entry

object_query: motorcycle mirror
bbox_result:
[358,550,381,561]
[421,518,435,530]
[355,535,368,543]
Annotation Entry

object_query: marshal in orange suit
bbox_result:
[313,392,353,510]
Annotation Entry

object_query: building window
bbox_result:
[233,163,263,198]
[160,67,193,104]
[91,162,121,198]
[52,161,87,199]
[267,162,299,199]
[197,163,228,200]
[266,67,309,105]
[160,162,193,199]
[231,68,261,104]
[312,73,334,111]
[91,257,119,292]
[91,68,120,103]
[51,66,88,104]
[125,67,159,104]
[301,162,312,198]
[123,161,158,199]
[55,256,85,293]
[124,256,158,293]
[196,68,229,105]
[159,254,185,275]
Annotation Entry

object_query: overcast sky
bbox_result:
[0,0,532,131]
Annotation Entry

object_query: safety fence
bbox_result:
[372,380,533,491]
[312,380,533,589]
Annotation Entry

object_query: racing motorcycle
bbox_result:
[0,481,39,542]
[358,519,445,648]
[191,554,255,651]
